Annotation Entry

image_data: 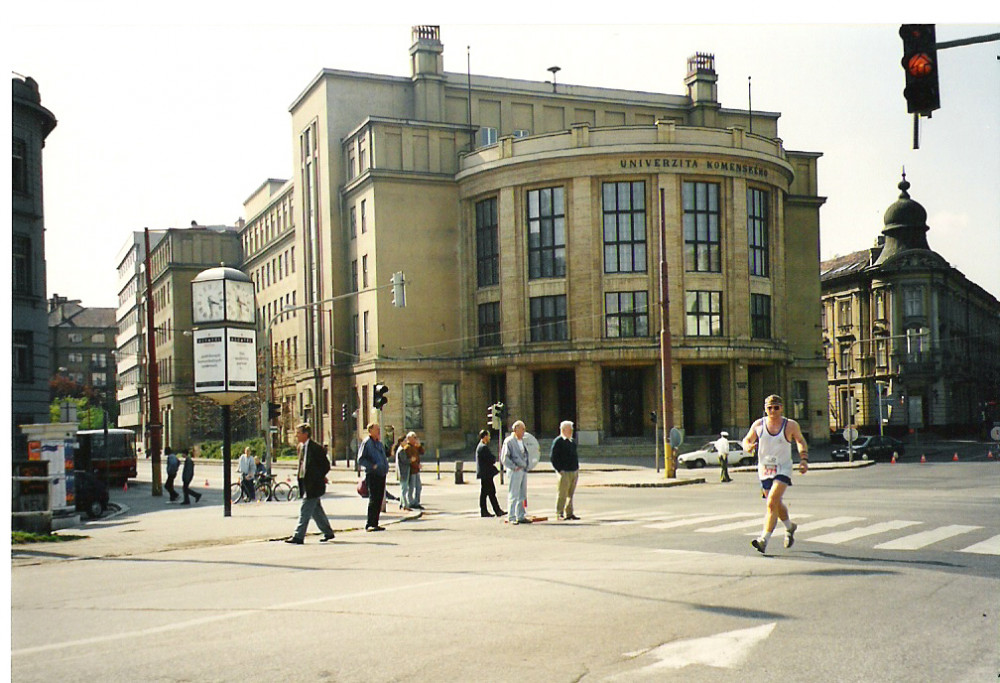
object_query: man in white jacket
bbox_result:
[500,421,530,525]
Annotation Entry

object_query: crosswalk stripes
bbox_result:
[958,533,1000,555]
[808,520,922,545]
[875,524,982,551]
[698,515,812,534]
[644,512,759,530]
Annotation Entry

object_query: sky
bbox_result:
[10,4,1000,308]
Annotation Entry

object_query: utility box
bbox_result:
[16,422,81,531]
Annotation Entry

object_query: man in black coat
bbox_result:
[180,451,201,504]
[475,429,505,518]
[549,420,580,520]
[286,423,336,544]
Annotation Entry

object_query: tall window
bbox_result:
[441,383,459,428]
[352,314,359,355]
[404,383,424,430]
[13,138,27,194]
[605,291,649,338]
[351,260,358,292]
[685,291,722,336]
[838,342,852,374]
[602,181,647,273]
[529,295,568,342]
[362,311,369,353]
[350,207,357,238]
[476,197,499,287]
[791,380,808,421]
[360,200,367,233]
[903,286,924,317]
[477,302,501,348]
[13,235,31,295]
[13,331,33,383]
[875,335,889,368]
[527,187,566,279]
[683,182,721,272]
[750,293,771,339]
[747,188,769,277]
[361,255,368,289]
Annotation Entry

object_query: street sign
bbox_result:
[990,426,1000,441]
[843,427,859,443]
[269,426,278,433]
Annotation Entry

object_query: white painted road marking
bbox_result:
[619,622,776,674]
[875,525,983,550]
[959,533,1000,555]
[808,520,921,545]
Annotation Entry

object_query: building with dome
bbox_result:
[254,25,830,453]
[820,175,1000,439]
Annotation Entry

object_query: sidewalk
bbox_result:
[10,460,871,567]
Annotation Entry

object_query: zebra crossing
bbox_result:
[442,506,1000,555]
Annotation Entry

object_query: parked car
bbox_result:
[831,435,905,461]
[75,470,110,519]
[678,440,756,469]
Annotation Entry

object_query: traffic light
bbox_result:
[341,403,348,421]
[268,402,281,421]
[900,24,940,115]
[373,383,389,410]
[495,402,506,423]
[390,271,406,308]
[487,403,496,428]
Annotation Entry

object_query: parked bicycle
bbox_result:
[229,473,298,503]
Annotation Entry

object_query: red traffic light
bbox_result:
[906,53,934,78]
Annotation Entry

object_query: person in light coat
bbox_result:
[500,421,531,525]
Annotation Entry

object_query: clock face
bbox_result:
[225,280,256,323]
[192,279,225,323]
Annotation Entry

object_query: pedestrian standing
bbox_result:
[403,432,424,510]
[357,422,389,531]
[549,420,580,520]
[500,421,531,524]
[237,446,256,502]
[716,431,732,483]
[475,429,505,517]
[180,451,202,505]
[164,447,180,502]
[286,423,335,544]
[394,436,411,510]
[742,395,809,554]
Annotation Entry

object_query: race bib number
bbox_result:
[762,454,778,478]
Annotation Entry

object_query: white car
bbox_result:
[677,440,756,469]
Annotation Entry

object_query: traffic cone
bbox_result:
[205,478,210,486]
[988,451,995,460]
[890,453,897,464]
[123,480,128,491]
[920,454,927,464]
[953,453,959,462]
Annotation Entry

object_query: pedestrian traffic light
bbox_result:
[900,24,940,115]
[341,403,348,421]
[268,402,281,421]
[373,383,389,409]
[390,271,406,308]
[495,402,506,423]
[487,403,495,428]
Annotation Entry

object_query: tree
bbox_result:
[50,396,106,430]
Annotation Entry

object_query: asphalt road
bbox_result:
[11,460,999,682]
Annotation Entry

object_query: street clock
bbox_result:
[192,278,225,323]
[224,279,256,323]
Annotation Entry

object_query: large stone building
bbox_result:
[821,176,1000,439]
[12,75,57,454]
[268,26,828,452]
[48,296,118,401]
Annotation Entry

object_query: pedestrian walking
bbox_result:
[549,420,580,520]
[286,423,335,544]
[357,422,389,531]
[500,421,531,524]
[393,436,411,510]
[403,432,424,509]
[180,451,202,505]
[237,446,256,502]
[716,431,732,483]
[475,429,505,517]
[742,395,809,554]
[164,447,180,502]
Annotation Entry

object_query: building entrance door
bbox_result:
[532,370,576,436]
[607,368,644,436]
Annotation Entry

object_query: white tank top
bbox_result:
[756,418,793,480]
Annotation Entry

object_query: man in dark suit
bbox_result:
[286,423,335,544]
[475,429,505,518]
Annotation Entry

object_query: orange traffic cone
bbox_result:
[988,451,995,460]
[920,454,927,464]
[890,454,897,464]
[953,453,959,462]
[123,480,128,491]
[205,479,210,486]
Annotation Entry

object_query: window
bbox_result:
[91,353,107,368]
[68,352,83,363]
[875,336,889,368]
[404,383,424,430]
[363,311,370,353]
[903,286,924,317]
[874,289,888,320]
[747,188,769,277]
[362,255,369,289]
[68,333,83,343]
[351,260,358,292]
[605,291,649,338]
[750,293,771,339]
[906,326,928,358]
[682,182,721,272]
[352,314,359,355]
[13,235,31,295]
[13,331,32,383]
[685,291,722,336]
[791,380,808,421]
[602,181,647,273]
[361,200,367,233]
[475,198,499,287]
[13,138,27,193]
[837,299,852,328]
[477,302,501,348]
[358,137,367,172]
[91,333,106,343]
[512,129,530,138]
[478,127,498,147]
[347,147,356,181]
[441,383,459,428]
[527,187,566,279]
[350,206,357,238]
[838,342,852,374]
[93,372,107,388]
[529,295,568,342]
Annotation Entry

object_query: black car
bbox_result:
[75,470,110,518]
[831,435,906,461]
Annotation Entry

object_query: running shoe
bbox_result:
[784,522,798,548]
[751,537,768,554]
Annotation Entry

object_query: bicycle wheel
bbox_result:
[272,481,292,501]
[255,482,270,502]
[230,483,243,504]
[287,485,299,501]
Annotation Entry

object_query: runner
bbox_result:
[742,394,809,554]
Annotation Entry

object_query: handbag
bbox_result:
[357,477,369,498]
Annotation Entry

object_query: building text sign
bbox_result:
[193,328,258,395]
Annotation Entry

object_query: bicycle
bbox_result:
[230,473,298,502]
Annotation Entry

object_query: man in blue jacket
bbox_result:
[549,420,580,520]
[357,422,389,532]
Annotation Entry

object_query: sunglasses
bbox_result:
[766,405,783,411]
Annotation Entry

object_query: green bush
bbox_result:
[196,437,296,460]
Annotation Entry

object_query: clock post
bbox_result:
[191,266,258,517]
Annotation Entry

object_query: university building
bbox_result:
[821,176,1000,438]
[262,25,828,452]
